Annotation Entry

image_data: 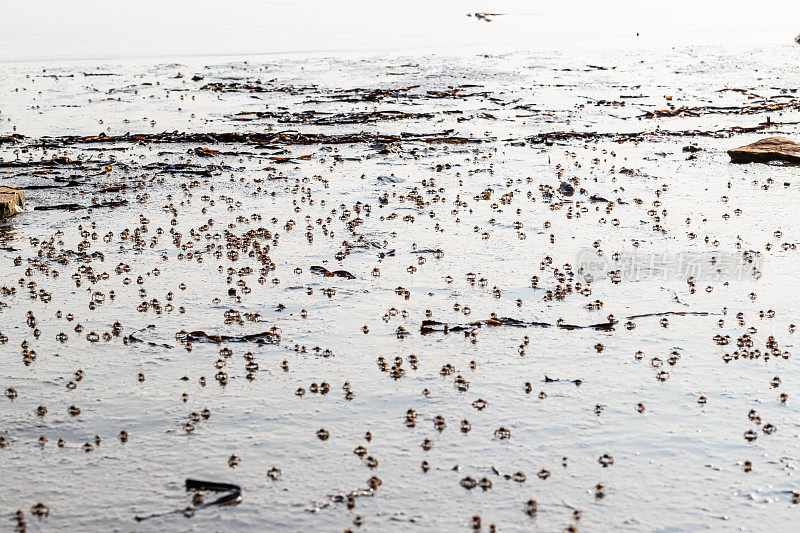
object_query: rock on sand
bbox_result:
[728,136,800,164]
[0,186,25,219]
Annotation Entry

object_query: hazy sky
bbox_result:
[2,0,799,62]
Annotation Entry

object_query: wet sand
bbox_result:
[2,46,800,531]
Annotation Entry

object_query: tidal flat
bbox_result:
[2,46,800,531]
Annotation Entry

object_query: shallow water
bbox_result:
[4,0,799,62]
[2,46,800,531]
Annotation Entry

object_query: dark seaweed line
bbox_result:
[527,122,800,144]
[8,130,486,148]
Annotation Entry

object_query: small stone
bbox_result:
[0,186,25,219]
[728,137,800,164]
